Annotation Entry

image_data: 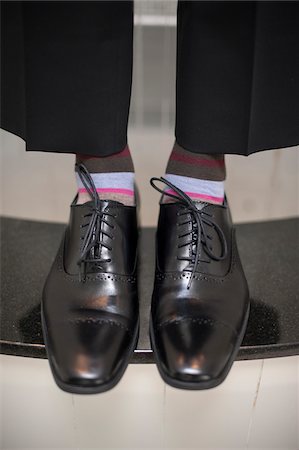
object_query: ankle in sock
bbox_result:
[163,142,226,205]
[75,145,135,206]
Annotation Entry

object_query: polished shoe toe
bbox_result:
[47,317,136,393]
[154,317,237,388]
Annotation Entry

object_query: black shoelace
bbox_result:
[150,177,228,289]
[75,163,116,282]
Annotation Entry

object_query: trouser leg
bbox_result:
[1,1,134,156]
[175,1,299,155]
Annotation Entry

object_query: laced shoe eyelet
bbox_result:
[150,176,228,289]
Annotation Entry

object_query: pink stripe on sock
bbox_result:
[165,189,224,203]
[78,187,134,196]
[170,153,224,168]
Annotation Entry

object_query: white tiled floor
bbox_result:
[163,359,263,449]
[0,354,298,449]
[246,358,299,449]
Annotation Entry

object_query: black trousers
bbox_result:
[1,1,299,157]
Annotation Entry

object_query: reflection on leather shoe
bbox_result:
[42,164,139,394]
[150,177,249,390]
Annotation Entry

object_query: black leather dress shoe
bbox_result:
[42,164,139,394]
[149,177,250,390]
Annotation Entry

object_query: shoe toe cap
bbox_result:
[49,319,134,391]
[155,317,237,386]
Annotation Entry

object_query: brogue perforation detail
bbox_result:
[156,316,237,336]
[56,244,136,283]
[155,272,225,284]
[68,317,131,333]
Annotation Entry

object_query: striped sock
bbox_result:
[75,146,135,206]
[163,142,225,205]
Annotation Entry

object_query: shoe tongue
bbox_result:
[102,199,125,207]
[193,201,209,211]
[76,198,124,209]
[100,199,126,209]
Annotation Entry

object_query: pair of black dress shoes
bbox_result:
[42,163,250,394]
